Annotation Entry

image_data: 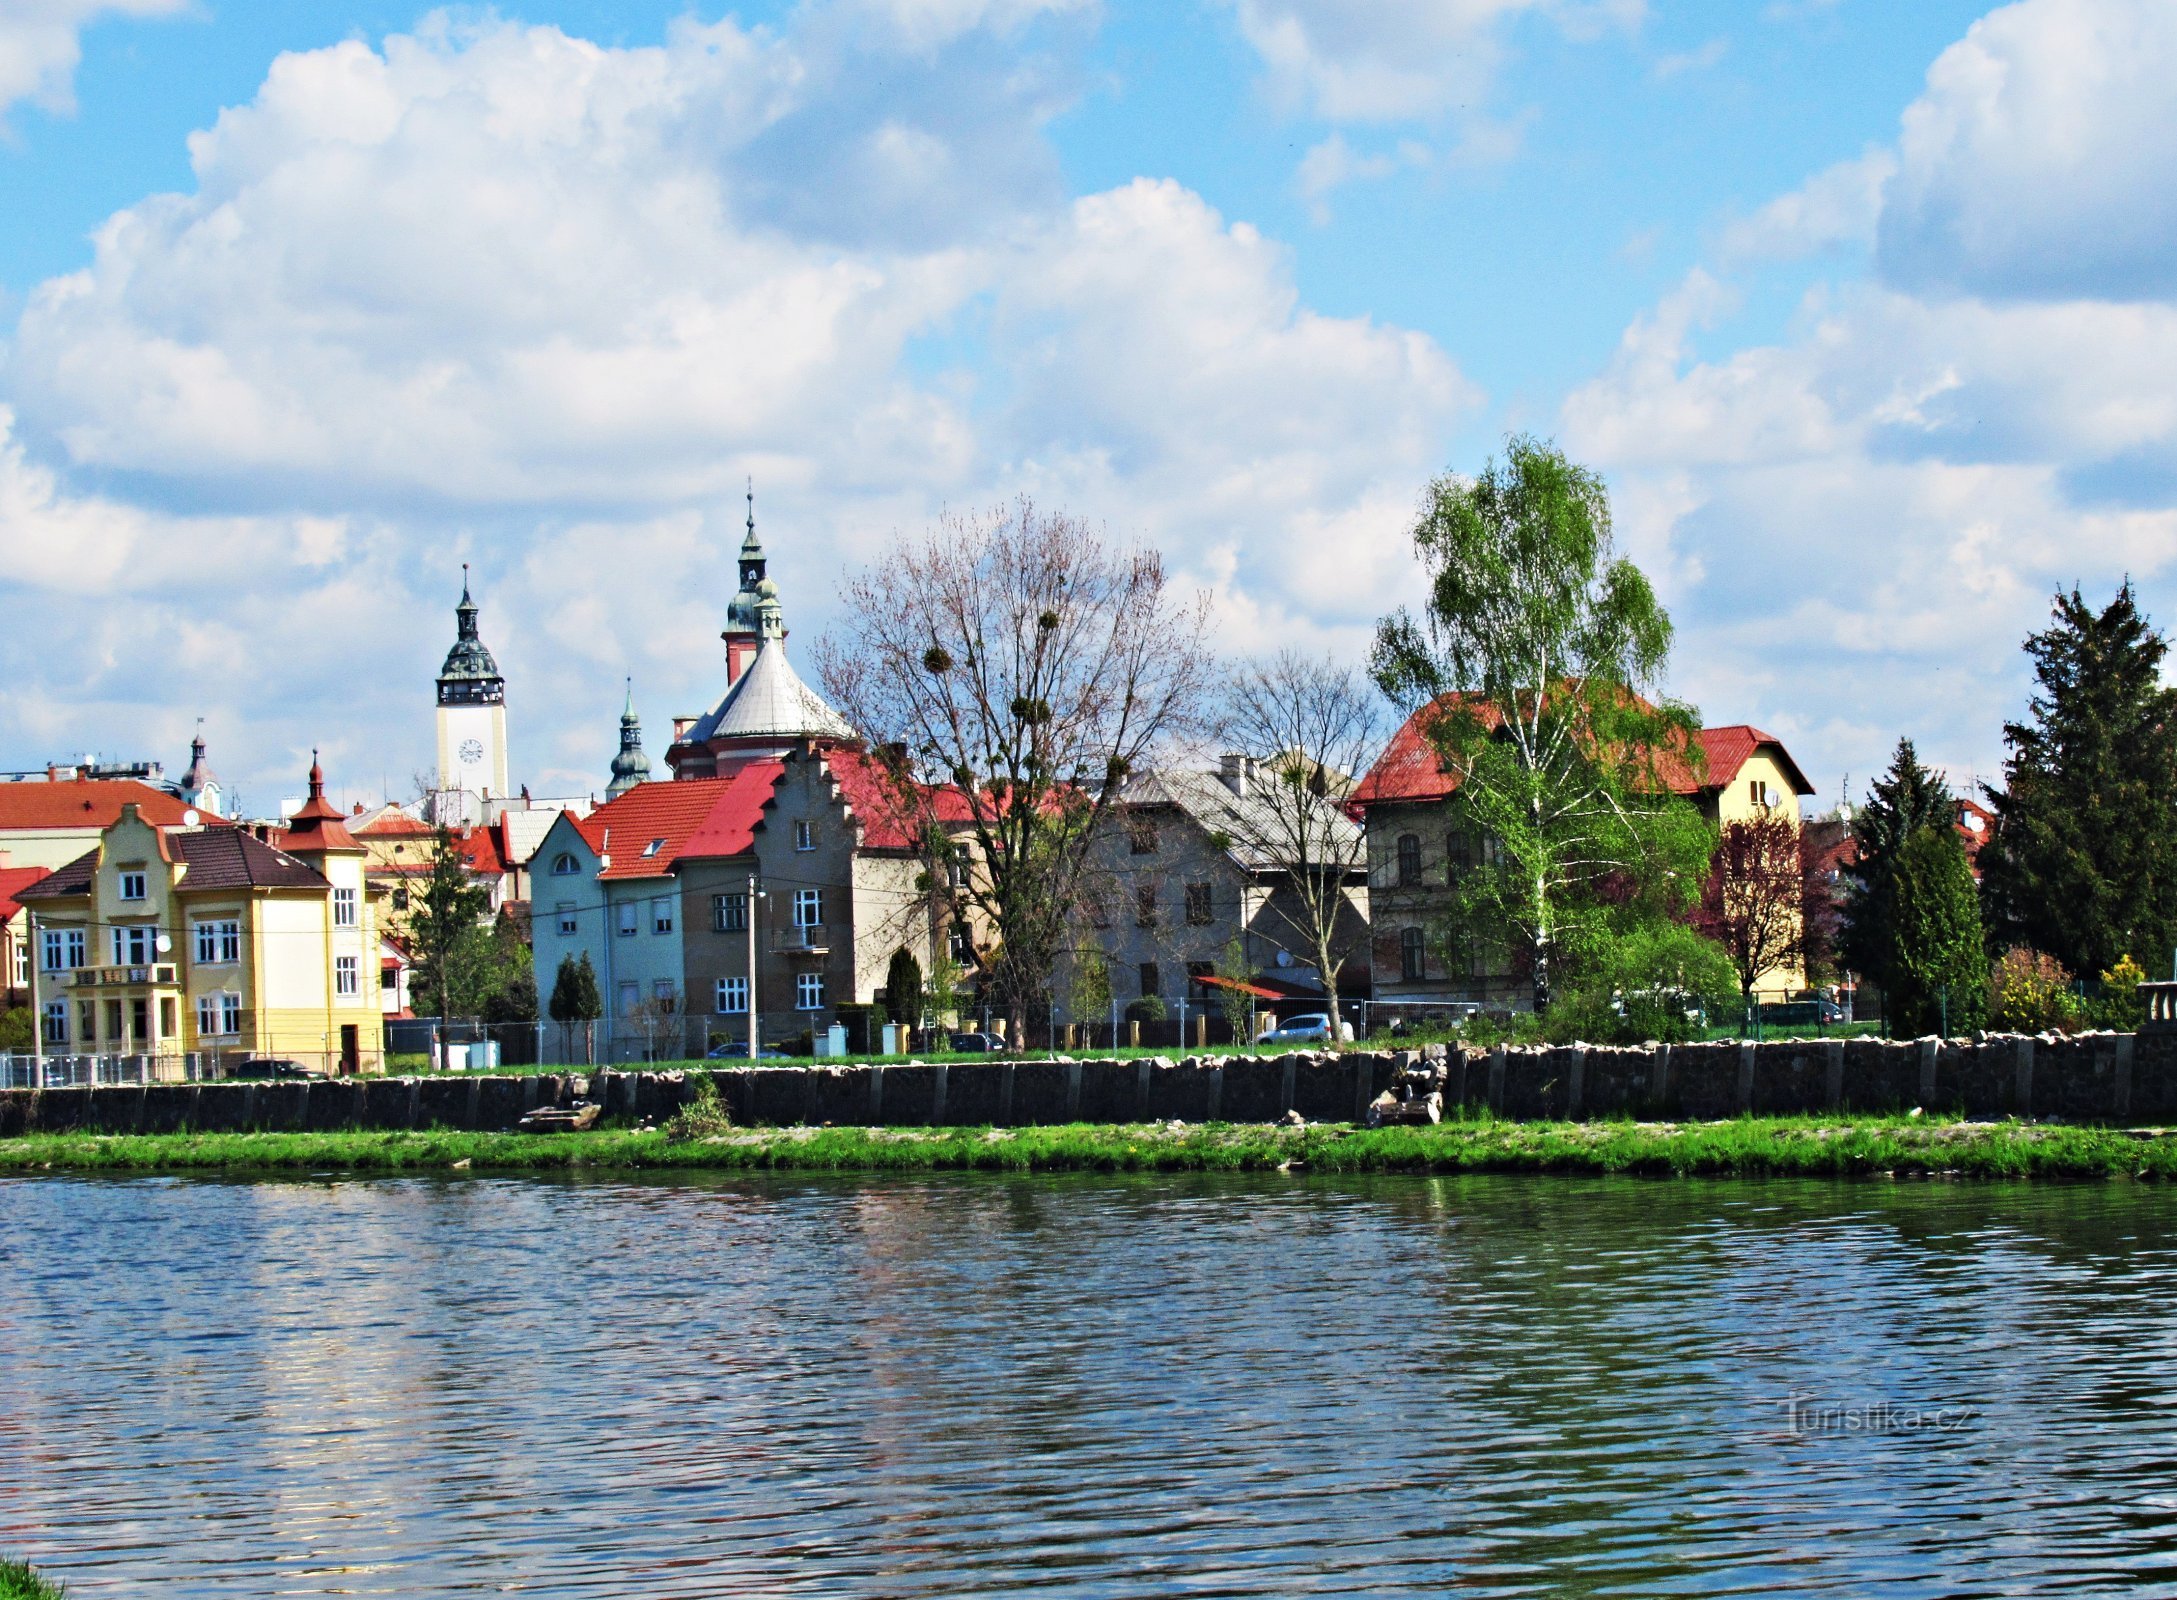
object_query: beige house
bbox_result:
[0,773,223,872]
[18,761,384,1074]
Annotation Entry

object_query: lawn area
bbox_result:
[4,1116,2174,1181]
[0,1560,63,1599]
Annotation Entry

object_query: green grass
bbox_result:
[4,1116,2175,1181]
[0,1560,64,1599]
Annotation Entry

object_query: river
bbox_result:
[2,1171,2174,1595]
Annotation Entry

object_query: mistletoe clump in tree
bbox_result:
[1979,583,2177,979]
[816,499,1214,1039]
[1370,435,1713,1013]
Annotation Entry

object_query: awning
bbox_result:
[1194,974,1282,1000]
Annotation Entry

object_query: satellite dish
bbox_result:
[1275,949,1294,968]
[154,933,172,954]
[182,809,200,827]
[1763,786,1781,809]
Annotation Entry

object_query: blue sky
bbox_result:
[0,0,2170,812]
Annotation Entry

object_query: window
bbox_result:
[43,929,85,970]
[221,993,242,1034]
[196,995,223,1037]
[12,942,28,987]
[1479,834,1505,870]
[652,980,678,1012]
[551,852,580,876]
[42,1000,66,1045]
[1186,960,1215,996]
[1135,886,1158,927]
[1128,818,1159,855]
[715,976,749,1014]
[1749,778,1762,806]
[336,956,360,997]
[1138,961,1160,998]
[652,897,674,935]
[617,980,640,1017]
[795,820,816,851]
[392,887,410,912]
[796,971,826,1010]
[713,893,748,932]
[1396,834,1422,886]
[643,837,667,858]
[333,887,358,927]
[130,997,149,1045]
[1400,926,1426,982]
[948,923,973,962]
[159,996,178,1038]
[946,855,970,889]
[105,999,122,1042]
[793,888,824,928]
[1446,832,1473,877]
[194,920,240,965]
[1184,882,1213,926]
[556,903,577,936]
[617,902,638,937]
[111,925,155,966]
[77,1001,94,1043]
[380,966,396,991]
[118,870,147,901]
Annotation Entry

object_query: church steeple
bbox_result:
[437,563,505,708]
[722,480,772,686]
[178,718,222,816]
[607,678,653,799]
[433,565,510,826]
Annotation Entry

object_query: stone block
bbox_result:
[361,1077,414,1130]
[1008,1060,1071,1125]
[1581,1047,1650,1117]
[1144,1059,1219,1121]
[943,1064,1007,1125]
[1838,1038,1919,1113]
[1076,1059,1138,1122]
[1668,1042,1741,1119]
[1220,1057,1286,1122]
[197,1083,255,1132]
[1749,1044,1826,1115]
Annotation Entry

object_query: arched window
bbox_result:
[551,852,579,876]
[1396,833,1422,886]
[1400,927,1426,982]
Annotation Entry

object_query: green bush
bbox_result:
[1544,921,1739,1044]
[0,1559,65,1599]
[2091,954,2148,1031]
[1988,948,2085,1034]
[1124,995,1168,1024]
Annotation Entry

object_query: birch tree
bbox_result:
[816,500,1214,1037]
[1370,436,1710,1012]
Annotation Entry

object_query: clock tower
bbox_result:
[433,566,509,826]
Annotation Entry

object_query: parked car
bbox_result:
[1260,1014,1354,1044]
[947,1032,1008,1053]
[224,1057,326,1081]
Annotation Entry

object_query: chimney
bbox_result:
[1219,753,1250,797]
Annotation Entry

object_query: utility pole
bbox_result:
[26,908,42,1089]
[746,873,760,1061]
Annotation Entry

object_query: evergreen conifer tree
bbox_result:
[1887,826,1988,1038]
[1841,738,1953,997]
[547,952,603,1064]
[883,947,923,1025]
[1980,583,2177,977]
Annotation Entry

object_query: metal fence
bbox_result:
[0,1052,216,1090]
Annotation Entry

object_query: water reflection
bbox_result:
[1,1172,2175,1595]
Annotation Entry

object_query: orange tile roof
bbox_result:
[0,778,225,831]
[582,772,777,879]
[0,864,52,924]
[1354,695,1815,807]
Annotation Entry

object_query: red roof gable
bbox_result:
[0,864,52,925]
[821,746,981,850]
[0,778,225,832]
[682,761,788,858]
[580,773,779,880]
[1354,697,1816,809]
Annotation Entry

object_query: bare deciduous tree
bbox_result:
[816,499,1215,1036]
[1217,651,1384,1043]
[1695,811,1823,1000]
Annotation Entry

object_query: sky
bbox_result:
[1,0,2171,815]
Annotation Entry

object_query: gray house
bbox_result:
[1081,757,1370,1025]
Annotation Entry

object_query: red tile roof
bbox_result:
[0,864,52,924]
[1354,695,1815,808]
[0,778,225,832]
[820,746,986,850]
[682,761,788,858]
[354,809,436,837]
[581,769,783,879]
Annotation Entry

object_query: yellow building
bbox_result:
[19,760,383,1075]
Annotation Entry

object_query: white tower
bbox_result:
[433,565,509,826]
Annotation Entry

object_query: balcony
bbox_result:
[69,965,179,988]
[786,924,830,954]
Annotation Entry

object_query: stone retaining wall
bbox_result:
[3,1031,2174,1136]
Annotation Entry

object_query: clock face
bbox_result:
[459,738,485,764]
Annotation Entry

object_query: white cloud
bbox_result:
[1876,0,2177,301]
[0,0,185,120]
[1561,0,2177,794]
[1223,0,1641,123]
[0,9,1475,799]
[1653,37,1726,80]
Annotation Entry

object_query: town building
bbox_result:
[0,770,226,872]
[1084,757,1370,1026]
[1,858,53,1010]
[17,758,384,1074]
[1354,702,1817,1009]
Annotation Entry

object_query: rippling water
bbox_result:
[3,1171,2177,1595]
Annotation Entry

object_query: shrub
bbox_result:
[1988,948,2085,1034]
[1124,995,1167,1024]
[2093,953,2148,1031]
[664,1073,733,1142]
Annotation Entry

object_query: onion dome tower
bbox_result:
[607,679,654,799]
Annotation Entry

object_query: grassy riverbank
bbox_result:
[3,1116,2176,1180]
[0,1560,64,1599]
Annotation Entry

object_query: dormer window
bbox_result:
[551,853,579,876]
[644,837,667,858]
